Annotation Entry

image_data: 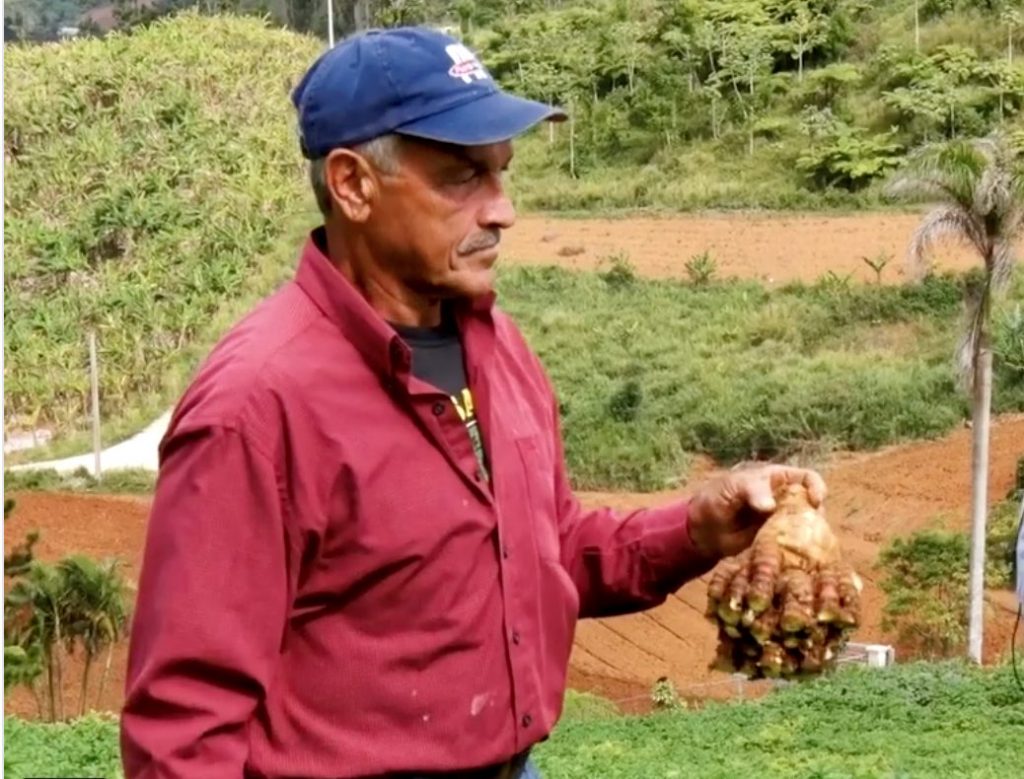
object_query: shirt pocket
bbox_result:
[514,434,561,563]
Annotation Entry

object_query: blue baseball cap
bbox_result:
[291,26,566,158]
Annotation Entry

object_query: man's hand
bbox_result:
[687,465,827,560]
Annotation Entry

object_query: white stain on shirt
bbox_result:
[470,692,492,716]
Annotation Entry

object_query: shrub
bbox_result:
[877,531,969,657]
[796,124,904,190]
[684,251,717,285]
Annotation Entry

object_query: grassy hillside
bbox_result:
[3,13,319,438]
[5,662,1022,779]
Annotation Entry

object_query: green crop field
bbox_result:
[5,662,1022,779]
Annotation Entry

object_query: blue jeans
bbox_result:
[520,758,542,779]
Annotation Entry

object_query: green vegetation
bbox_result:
[535,662,1024,778]
[3,13,318,440]
[5,11,1024,484]
[878,530,971,657]
[6,662,1022,779]
[4,513,132,722]
[473,0,1024,211]
[3,467,157,495]
[876,471,1023,658]
[4,714,123,779]
[501,264,1024,489]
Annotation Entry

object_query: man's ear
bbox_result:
[325,149,380,223]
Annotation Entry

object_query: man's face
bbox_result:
[365,138,516,300]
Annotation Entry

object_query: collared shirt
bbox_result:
[120,229,718,779]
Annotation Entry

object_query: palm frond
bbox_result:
[891,140,987,212]
[976,163,1012,219]
[887,173,951,203]
[907,206,985,280]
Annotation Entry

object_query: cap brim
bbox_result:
[394,91,567,146]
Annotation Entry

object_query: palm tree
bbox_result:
[58,556,130,716]
[888,132,1024,663]
[5,560,70,721]
[5,554,130,720]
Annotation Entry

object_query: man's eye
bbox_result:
[452,168,477,184]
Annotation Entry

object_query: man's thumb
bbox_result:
[746,479,777,514]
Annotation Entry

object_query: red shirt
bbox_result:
[121,230,718,778]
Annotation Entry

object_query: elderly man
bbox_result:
[121,26,826,779]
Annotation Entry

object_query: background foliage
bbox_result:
[5,9,1024,486]
[3,14,318,436]
[500,264,1024,489]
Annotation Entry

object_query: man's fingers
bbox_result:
[768,466,827,507]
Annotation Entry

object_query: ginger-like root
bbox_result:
[780,568,814,633]
[835,562,862,628]
[747,535,781,614]
[704,482,863,681]
[717,557,750,626]
[749,606,779,645]
[762,483,841,571]
[815,565,841,623]
[760,641,785,678]
[706,557,744,619]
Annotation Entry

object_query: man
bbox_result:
[121,26,827,779]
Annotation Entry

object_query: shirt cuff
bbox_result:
[639,498,722,594]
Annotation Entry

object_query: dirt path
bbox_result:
[503,212,1003,284]
[6,416,1021,719]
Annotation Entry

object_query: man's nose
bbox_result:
[480,174,516,231]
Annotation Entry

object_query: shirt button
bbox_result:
[511,630,521,645]
[432,402,446,416]
[502,545,510,559]
[521,713,532,728]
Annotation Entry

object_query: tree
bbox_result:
[6,561,71,721]
[58,556,130,716]
[888,133,1024,663]
[5,546,130,720]
[1003,5,1022,66]
[713,6,776,156]
[771,0,829,82]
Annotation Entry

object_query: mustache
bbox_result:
[457,229,501,256]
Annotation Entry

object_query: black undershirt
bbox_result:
[390,308,490,482]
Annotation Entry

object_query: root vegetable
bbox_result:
[749,606,779,645]
[780,569,814,633]
[815,565,841,623]
[706,557,744,618]
[704,482,863,680]
[725,561,750,614]
[747,536,781,613]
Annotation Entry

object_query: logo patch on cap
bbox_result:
[445,43,489,84]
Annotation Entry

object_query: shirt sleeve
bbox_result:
[548,400,721,619]
[121,425,290,779]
